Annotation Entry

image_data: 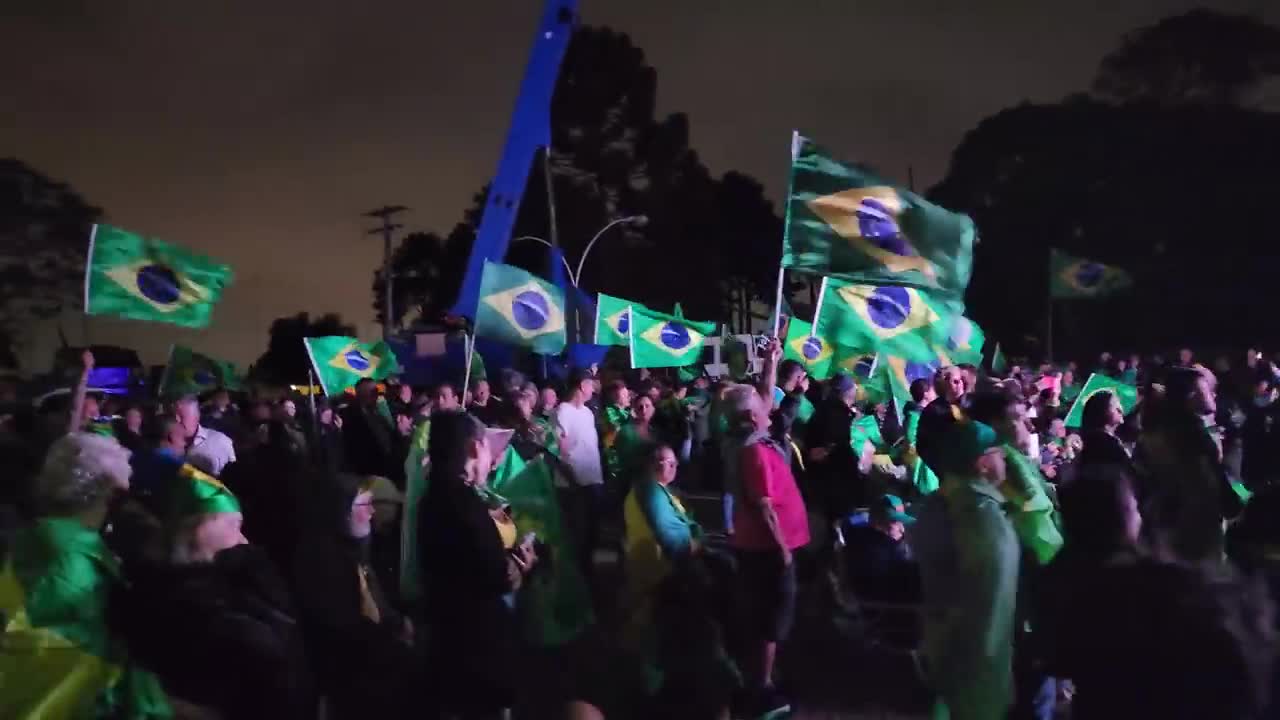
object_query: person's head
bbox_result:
[539,385,559,414]
[724,383,771,437]
[1178,347,1194,366]
[124,406,144,434]
[318,405,335,425]
[935,366,966,404]
[472,379,491,406]
[910,378,937,406]
[153,415,188,453]
[942,420,1005,485]
[278,398,297,419]
[632,394,656,424]
[870,493,914,541]
[81,393,101,424]
[958,364,979,394]
[1116,359,1128,372]
[1049,417,1067,440]
[1059,465,1141,555]
[348,483,376,539]
[1061,369,1075,387]
[433,382,459,412]
[604,380,631,410]
[830,373,858,408]
[168,466,246,564]
[395,412,414,436]
[966,388,1029,449]
[427,411,493,489]
[354,378,378,405]
[1082,390,1125,433]
[567,368,595,404]
[396,383,413,404]
[778,359,806,392]
[510,388,537,423]
[1166,366,1216,418]
[247,399,272,423]
[651,445,679,486]
[174,395,201,438]
[31,432,132,519]
[210,388,231,410]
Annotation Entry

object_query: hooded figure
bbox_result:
[292,472,417,719]
[128,465,318,719]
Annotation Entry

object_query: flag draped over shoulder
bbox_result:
[158,345,241,398]
[475,260,567,354]
[84,223,233,328]
[304,336,401,396]
[814,277,953,363]
[629,305,715,369]
[1063,373,1139,428]
[488,456,593,646]
[783,317,834,379]
[784,133,975,304]
[1049,249,1133,299]
[0,518,171,719]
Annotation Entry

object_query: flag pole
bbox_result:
[771,266,786,337]
[461,332,475,401]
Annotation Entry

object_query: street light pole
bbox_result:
[511,236,575,282]
[363,205,409,339]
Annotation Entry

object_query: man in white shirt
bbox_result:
[555,368,604,581]
[176,395,236,476]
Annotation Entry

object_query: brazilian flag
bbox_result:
[304,336,401,396]
[629,305,715,369]
[783,133,975,304]
[84,223,233,328]
[596,293,648,347]
[1049,249,1133,299]
[783,317,834,379]
[158,344,241,398]
[884,352,949,407]
[814,277,951,363]
[0,518,171,719]
[475,260,566,354]
[944,315,985,366]
[488,456,593,646]
[1063,373,1138,428]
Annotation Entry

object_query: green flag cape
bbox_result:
[303,336,401,396]
[0,518,171,719]
[814,277,954,363]
[783,133,975,305]
[474,260,567,354]
[1062,373,1138,428]
[629,305,716,369]
[158,344,241,398]
[1049,249,1133,299]
[84,223,233,328]
[782,317,835,379]
[489,455,593,646]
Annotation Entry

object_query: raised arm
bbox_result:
[67,349,94,434]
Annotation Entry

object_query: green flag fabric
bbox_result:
[815,277,952,363]
[629,305,715,369]
[84,223,233,328]
[1049,249,1133,299]
[784,133,976,304]
[475,260,566,354]
[783,317,835,379]
[1062,373,1139,428]
[596,293,650,347]
[158,345,241,398]
[944,315,986,366]
[488,456,593,646]
[991,342,1008,375]
[303,336,402,396]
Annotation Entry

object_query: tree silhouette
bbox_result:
[0,159,102,359]
[376,26,784,332]
[252,312,357,386]
[1094,9,1280,106]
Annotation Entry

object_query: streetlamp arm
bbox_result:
[572,215,646,287]
[510,235,575,285]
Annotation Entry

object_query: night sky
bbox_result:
[4,1,1272,368]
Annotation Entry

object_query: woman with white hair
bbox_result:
[0,433,171,719]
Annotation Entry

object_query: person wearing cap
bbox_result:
[128,464,318,719]
[913,419,1020,720]
[840,493,921,607]
[806,372,868,523]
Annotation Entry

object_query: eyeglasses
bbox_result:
[352,501,374,508]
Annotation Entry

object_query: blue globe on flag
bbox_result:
[344,350,370,372]
[136,264,181,305]
[660,322,691,350]
[512,290,550,331]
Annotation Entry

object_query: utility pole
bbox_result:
[363,205,408,339]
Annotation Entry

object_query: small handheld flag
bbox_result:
[629,305,715,369]
[474,260,566,354]
[304,336,402,396]
[1049,249,1133,299]
[158,345,242,398]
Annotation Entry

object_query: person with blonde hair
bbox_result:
[0,433,171,719]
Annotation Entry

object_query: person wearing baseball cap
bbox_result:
[841,493,921,608]
[912,418,1021,720]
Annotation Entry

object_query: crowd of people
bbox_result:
[3,341,1280,719]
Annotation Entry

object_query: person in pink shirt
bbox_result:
[723,338,810,718]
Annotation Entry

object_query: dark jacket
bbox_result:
[340,402,404,486]
[292,473,417,720]
[128,544,318,719]
[418,468,519,713]
[805,401,865,514]
[1077,430,1132,473]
